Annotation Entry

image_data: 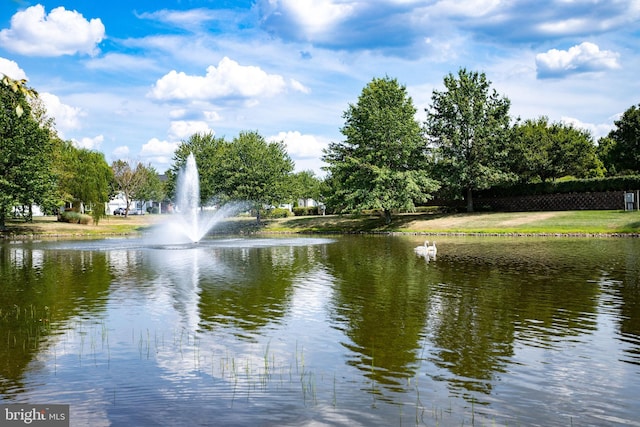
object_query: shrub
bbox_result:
[293,206,319,216]
[262,208,292,218]
[59,211,92,224]
[476,175,640,198]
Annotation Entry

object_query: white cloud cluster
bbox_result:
[72,134,104,150]
[139,138,180,170]
[40,92,85,137]
[560,116,614,139]
[149,57,290,102]
[269,131,328,159]
[535,42,620,78]
[168,121,214,140]
[0,57,27,80]
[279,0,355,39]
[0,5,105,57]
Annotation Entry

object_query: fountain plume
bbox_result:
[153,153,239,244]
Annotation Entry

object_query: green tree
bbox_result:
[511,117,604,182]
[0,75,54,229]
[289,170,322,206]
[54,142,112,224]
[425,68,512,212]
[112,160,144,216]
[137,164,165,208]
[220,130,294,223]
[601,104,640,174]
[323,76,439,224]
[111,160,163,216]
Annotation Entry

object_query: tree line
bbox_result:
[323,69,639,221]
[0,74,319,228]
[2,69,639,229]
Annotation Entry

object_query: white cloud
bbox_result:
[39,92,85,136]
[427,0,502,18]
[72,135,104,150]
[290,78,311,94]
[168,121,214,140]
[535,42,620,78]
[269,131,328,159]
[148,57,287,101]
[0,5,105,57]
[0,57,27,80]
[112,145,130,157]
[280,0,355,38]
[560,116,614,139]
[141,138,178,156]
[84,53,158,72]
[140,138,180,170]
[169,109,188,119]
[269,131,329,174]
[203,110,222,122]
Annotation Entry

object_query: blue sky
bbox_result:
[1,1,638,176]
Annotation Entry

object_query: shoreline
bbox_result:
[3,211,640,239]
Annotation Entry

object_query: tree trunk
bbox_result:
[256,209,261,225]
[384,209,392,225]
[466,187,474,212]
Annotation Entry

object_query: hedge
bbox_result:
[476,175,640,198]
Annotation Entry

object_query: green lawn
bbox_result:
[259,210,640,235]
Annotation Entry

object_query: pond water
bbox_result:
[1,234,639,426]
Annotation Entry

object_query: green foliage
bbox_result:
[261,207,292,218]
[220,131,294,222]
[477,175,640,197]
[601,104,640,174]
[511,117,604,182]
[59,211,91,225]
[425,68,513,212]
[323,76,439,224]
[293,206,320,216]
[0,76,55,228]
[289,170,323,205]
[112,160,163,216]
[171,130,294,223]
[53,141,112,220]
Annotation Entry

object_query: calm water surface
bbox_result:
[1,234,639,426]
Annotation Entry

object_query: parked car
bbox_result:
[113,208,125,215]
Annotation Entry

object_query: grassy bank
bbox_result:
[3,210,640,238]
[258,210,640,235]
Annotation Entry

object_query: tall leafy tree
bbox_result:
[220,130,294,223]
[425,68,512,212]
[511,117,604,182]
[323,76,439,224]
[136,164,165,207]
[600,103,640,174]
[54,141,113,224]
[0,75,54,229]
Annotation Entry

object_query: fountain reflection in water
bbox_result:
[157,153,238,244]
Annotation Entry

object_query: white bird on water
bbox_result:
[414,241,437,256]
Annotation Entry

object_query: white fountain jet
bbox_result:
[176,153,202,242]
[153,153,243,245]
